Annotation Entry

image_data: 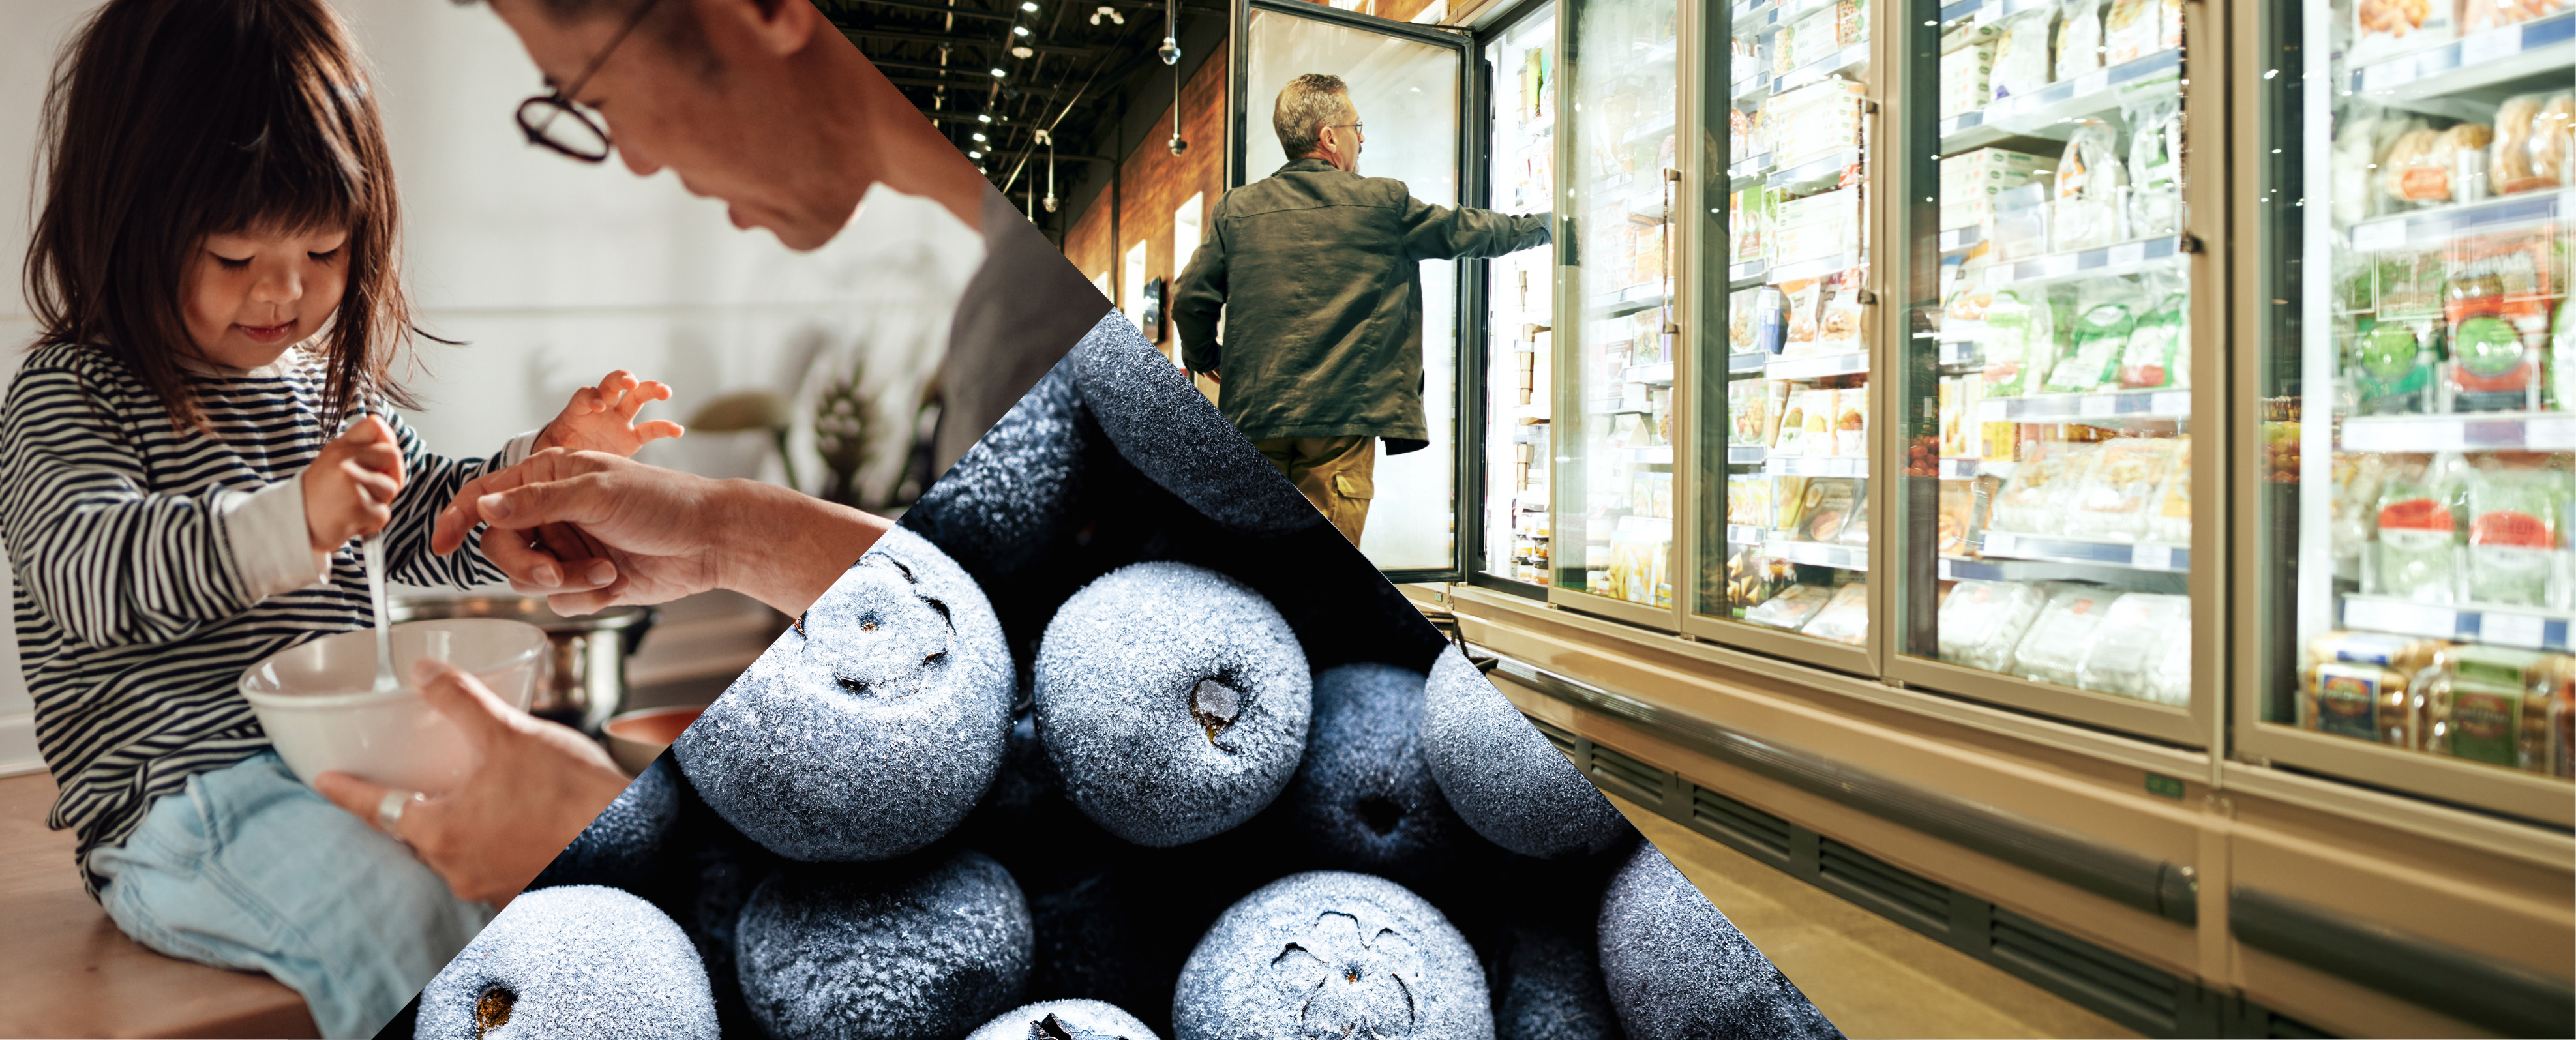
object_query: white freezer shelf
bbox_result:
[2347,188,2575,255]
[1975,389,2192,422]
[1623,362,1677,386]
[1727,444,1768,465]
[1765,537,1869,571]
[1626,445,1675,464]
[2341,411,2576,453]
[2346,12,2576,100]
[1765,454,1869,477]
[1768,148,1864,198]
[1769,250,1863,284]
[1978,531,2189,572]
[2341,595,2576,653]
[1939,48,2182,153]
[1729,351,1771,373]
[1767,351,1869,379]
[1936,553,2186,588]
[1727,524,1765,545]
[1984,235,2184,288]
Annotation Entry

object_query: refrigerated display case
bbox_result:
[1551,0,1685,620]
[1686,0,1878,670]
[2243,0,2575,822]
[1478,5,1561,592]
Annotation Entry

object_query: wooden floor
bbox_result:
[1614,792,2140,1039]
[0,770,320,1039]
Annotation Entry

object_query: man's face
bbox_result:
[1319,101,1364,173]
[491,0,845,250]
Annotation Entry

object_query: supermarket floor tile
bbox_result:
[1613,794,2140,1039]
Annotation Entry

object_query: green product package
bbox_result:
[2448,647,2539,767]
[1981,289,2053,398]
[2372,458,2468,602]
[2119,293,2186,389]
[2044,302,2134,393]
[2464,468,2566,608]
[2351,319,2438,413]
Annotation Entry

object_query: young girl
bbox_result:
[9,0,683,1035]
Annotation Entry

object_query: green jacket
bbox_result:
[1172,158,1550,449]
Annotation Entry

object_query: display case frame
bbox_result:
[2223,0,2576,827]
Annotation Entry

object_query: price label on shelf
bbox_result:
[1984,531,2017,555]
[2108,241,2147,267]
[2483,612,2547,649]
[2131,544,2174,571]
[2042,254,2079,278]
[2458,27,2519,68]
[2351,219,2405,253]
[2080,394,2119,417]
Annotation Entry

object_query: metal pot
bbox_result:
[391,595,656,734]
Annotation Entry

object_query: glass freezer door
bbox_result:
[1887,0,2211,743]
[2245,0,2575,822]
[1234,0,1468,578]
[1475,3,1563,594]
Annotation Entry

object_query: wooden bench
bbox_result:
[0,770,319,1039]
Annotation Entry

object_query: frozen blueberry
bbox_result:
[1035,562,1311,846]
[415,884,715,1040]
[674,526,1013,862]
[734,848,1034,1040]
[1493,919,1621,1040]
[1287,663,1465,883]
[1069,313,1321,537]
[968,1000,1161,1040]
[530,754,680,895]
[905,355,1091,586]
[1420,647,1629,859]
[1173,870,1490,1040]
[1597,844,1841,1040]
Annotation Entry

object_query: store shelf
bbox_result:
[1977,531,2189,572]
[1765,454,1868,477]
[2341,595,2576,653]
[1728,351,1771,374]
[2347,187,2574,254]
[2346,12,2576,101]
[2341,411,2576,453]
[1767,147,1862,197]
[1766,537,1868,571]
[1938,338,1981,366]
[1984,235,2185,288]
[1729,260,1770,289]
[1730,153,1773,190]
[1769,250,1861,284]
[1592,285,1668,317]
[1623,362,1676,387]
[1616,513,1673,538]
[1936,456,1991,479]
[1939,48,2182,153]
[1938,224,1984,254]
[1734,73,1773,106]
[1727,524,1765,545]
[1727,444,1767,465]
[1936,553,2185,589]
[1970,0,2057,23]
[1767,351,1868,379]
[1975,388,2192,422]
[1774,43,1872,95]
[1621,110,1678,146]
[1734,0,1836,37]
[1938,0,1983,21]
[1625,445,1674,465]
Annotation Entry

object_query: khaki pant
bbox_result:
[1254,436,1375,546]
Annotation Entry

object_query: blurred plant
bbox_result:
[813,361,881,509]
[687,389,798,491]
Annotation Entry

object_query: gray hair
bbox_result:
[1273,74,1352,159]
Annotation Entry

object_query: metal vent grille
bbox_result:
[1820,839,1951,934]
[1690,785,1793,861]
[1527,716,1580,761]
[1990,908,2183,1034]
[1587,745,1666,802]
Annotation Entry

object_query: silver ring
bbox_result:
[376,788,423,838]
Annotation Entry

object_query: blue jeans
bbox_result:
[89,751,495,1039]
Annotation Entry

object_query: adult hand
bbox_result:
[433,447,890,617]
[314,660,631,905]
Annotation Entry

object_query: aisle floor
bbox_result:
[1612,793,2142,1039]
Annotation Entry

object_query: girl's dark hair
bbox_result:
[23,0,422,432]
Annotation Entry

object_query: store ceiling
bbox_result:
[819,0,1222,235]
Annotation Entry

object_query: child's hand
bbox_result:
[535,370,685,458]
[303,416,404,569]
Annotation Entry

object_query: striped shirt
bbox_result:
[1,341,532,894]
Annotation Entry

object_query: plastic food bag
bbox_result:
[2119,291,2187,389]
[1992,439,2106,534]
[2103,0,2157,63]
[1801,582,1870,645]
[2464,467,2566,607]
[2044,301,2134,393]
[1936,579,2050,673]
[1745,582,1835,631]
[1981,287,2056,397]
[2459,0,2568,34]
[2371,453,2470,602]
[2382,123,2493,207]
[1990,8,2055,102]
[2056,0,2104,81]
[2012,586,2123,687]
[2148,438,2192,544]
[2126,98,2183,237]
[2351,0,2453,64]
[2053,120,2128,252]
[2065,437,2181,541]
[2073,593,2191,700]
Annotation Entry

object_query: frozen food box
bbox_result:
[1941,42,1997,119]
[1940,148,2051,231]
[1773,187,1863,269]
[1831,387,1869,458]
[2073,593,2191,702]
[1937,579,2050,674]
[1801,581,1870,646]
[2012,586,2124,687]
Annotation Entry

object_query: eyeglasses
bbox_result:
[514,0,668,162]
[1327,122,1365,136]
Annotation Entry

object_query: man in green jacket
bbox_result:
[1172,72,1550,546]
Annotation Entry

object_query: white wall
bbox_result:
[0,0,985,774]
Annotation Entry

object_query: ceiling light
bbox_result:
[978,113,993,123]
[1011,45,1035,58]
[970,149,985,158]
[972,132,988,142]
[991,67,1008,78]
[1014,25,1031,35]
[1022,1,1040,10]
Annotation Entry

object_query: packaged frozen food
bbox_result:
[1938,479,1977,555]
[2371,456,2469,602]
[2350,319,2440,414]
[2431,646,2546,767]
[2119,292,2187,388]
[2533,656,2576,777]
[2351,0,2454,64]
[2332,111,2425,226]
[1781,278,1825,353]
[1831,387,1869,458]
[2066,437,2182,541]
[2104,0,2161,63]
[1941,42,1998,119]
[2141,626,2193,706]
[2459,0,2569,33]
[1981,288,2058,398]
[1745,582,1835,631]
[1836,0,1869,48]
[2307,661,2412,742]
[1992,439,2105,535]
[1818,282,1866,355]
[2464,467,2566,607]
[1988,181,2054,261]
[2012,586,2123,687]
[2157,0,2183,50]
[2148,440,2192,544]
[1728,379,1767,445]
[1937,579,2050,672]
[2382,123,2493,206]
[1773,187,1863,268]
[2052,120,2129,252]
[1753,284,1789,355]
[2445,262,2542,412]
[1800,478,1863,543]
[2044,301,2134,393]
[1776,475,1812,532]
[1799,581,1870,646]
[2126,99,2183,237]
[1940,148,2051,230]
[2074,593,2191,701]
[1990,8,2056,102]
[2056,0,2104,81]
[1729,474,1776,529]
[1774,389,1814,454]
